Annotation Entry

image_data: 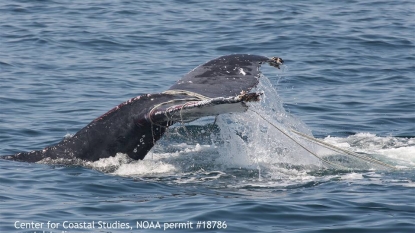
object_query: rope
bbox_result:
[148,90,210,125]
[249,109,395,170]
[249,109,348,169]
[162,89,209,101]
[145,89,214,144]
[290,129,396,169]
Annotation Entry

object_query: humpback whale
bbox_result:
[3,54,284,163]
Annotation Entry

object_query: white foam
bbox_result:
[112,160,176,176]
[91,153,131,168]
[340,172,364,180]
[88,152,177,176]
[322,133,415,167]
[402,181,415,188]
[86,143,221,177]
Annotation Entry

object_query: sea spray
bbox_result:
[214,75,323,178]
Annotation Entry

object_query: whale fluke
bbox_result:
[2,54,283,163]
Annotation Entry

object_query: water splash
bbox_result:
[213,75,323,176]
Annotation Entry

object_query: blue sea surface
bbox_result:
[1,0,414,232]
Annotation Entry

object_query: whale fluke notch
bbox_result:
[2,54,283,163]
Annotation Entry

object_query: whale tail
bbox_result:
[2,92,262,163]
[2,54,283,163]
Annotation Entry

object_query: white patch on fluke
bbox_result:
[238,68,246,75]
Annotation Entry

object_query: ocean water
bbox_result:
[1,0,414,232]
